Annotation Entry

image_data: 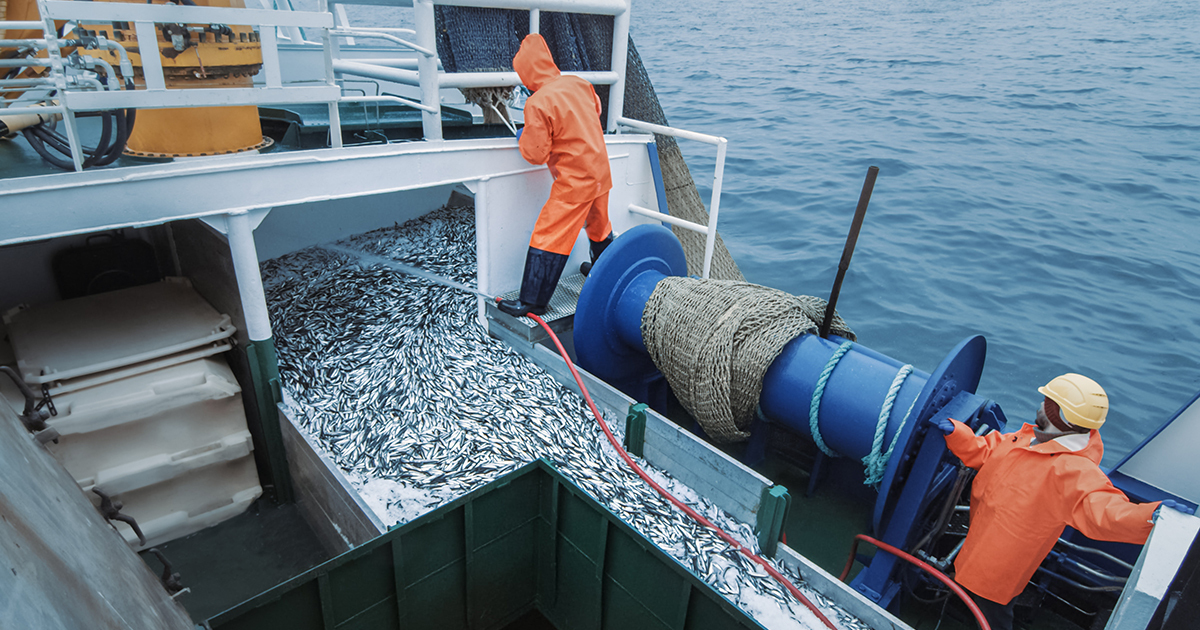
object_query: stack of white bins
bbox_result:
[1,277,262,549]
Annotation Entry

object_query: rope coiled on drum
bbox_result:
[641,277,855,443]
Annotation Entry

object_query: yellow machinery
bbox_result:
[4,0,270,159]
[92,0,272,157]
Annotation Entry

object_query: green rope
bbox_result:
[809,341,853,458]
[862,365,919,488]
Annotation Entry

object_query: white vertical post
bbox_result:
[37,4,83,171]
[333,4,355,44]
[475,177,490,327]
[318,0,343,148]
[134,21,167,91]
[606,0,630,132]
[701,137,727,279]
[226,211,273,343]
[258,26,283,89]
[529,8,539,34]
[413,0,442,141]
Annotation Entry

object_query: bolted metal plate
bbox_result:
[487,272,586,343]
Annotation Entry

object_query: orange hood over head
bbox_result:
[514,34,561,91]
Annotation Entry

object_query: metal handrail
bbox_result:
[6,0,638,164]
[616,116,728,279]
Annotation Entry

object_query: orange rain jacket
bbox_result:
[943,419,1157,605]
[513,34,613,255]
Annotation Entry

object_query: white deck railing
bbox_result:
[2,0,633,166]
[617,116,728,279]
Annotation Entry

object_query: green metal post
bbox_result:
[245,339,294,504]
[624,403,648,458]
[756,485,791,558]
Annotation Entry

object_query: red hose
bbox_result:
[839,534,990,630]
[524,310,840,630]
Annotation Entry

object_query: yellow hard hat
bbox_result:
[1038,373,1108,430]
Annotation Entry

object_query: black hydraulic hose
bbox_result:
[93,107,134,166]
[819,165,879,338]
[24,110,112,169]
[0,366,42,423]
[23,127,78,170]
[22,107,134,169]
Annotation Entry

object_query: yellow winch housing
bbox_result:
[85,0,272,157]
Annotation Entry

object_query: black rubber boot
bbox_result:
[497,299,546,317]
[590,232,614,262]
[499,247,568,317]
[581,232,614,277]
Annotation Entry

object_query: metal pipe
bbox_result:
[628,204,708,234]
[341,94,438,114]
[529,8,539,34]
[701,137,727,279]
[606,0,630,132]
[0,79,55,87]
[442,70,616,89]
[225,212,273,343]
[329,29,435,57]
[616,115,722,145]
[317,0,342,149]
[1054,538,1136,572]
[433,0,628,14]
[100,39,134,79]
[351,57,423,70]
[1,21,46,30]
[334,59,615,90]
[413,0,441,140]
[332,58,419,85]
[0,58,52,67]
[1054,554,1127,583]
[71,75,106,93]
[819,166,878,338]
[0,39,48,48]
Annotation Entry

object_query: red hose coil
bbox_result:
[839,533,990,630]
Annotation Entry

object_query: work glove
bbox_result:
[929,417,955,436]
[515,126,524,141]
[1160,500,1196,516]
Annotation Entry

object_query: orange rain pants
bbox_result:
[943,419,1157,605]
[514,33,613,256]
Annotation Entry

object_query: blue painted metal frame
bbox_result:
[646,141,670,218]
[574,226,1008,610]
[1109,389,1200,479]
[574,224,686,406]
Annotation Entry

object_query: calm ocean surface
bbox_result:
[630,0,1199,467]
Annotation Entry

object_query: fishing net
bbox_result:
[459,86,514,124]
[434,7,743,280]
[642,278,855,443]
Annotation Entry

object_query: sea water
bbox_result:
[630,0,1199,467]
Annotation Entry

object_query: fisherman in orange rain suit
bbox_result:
[931,373,1188,630]
[497,33,614,318]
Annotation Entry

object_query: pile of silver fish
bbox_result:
[261,205,870,630]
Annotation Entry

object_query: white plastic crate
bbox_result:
[3,277,236,386]
[45,357,252,493]
[1,278,261,548]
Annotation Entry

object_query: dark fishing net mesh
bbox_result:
[642,278,855,443]
[435,7,743,281]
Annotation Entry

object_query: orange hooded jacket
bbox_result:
[514,34,613,254]
[943,419,1157,604]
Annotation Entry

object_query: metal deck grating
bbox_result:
[487,272,586,342]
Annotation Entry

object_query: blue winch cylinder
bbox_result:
[760,335,931,461]
[578,224,934,462]
[576,225,996,608]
